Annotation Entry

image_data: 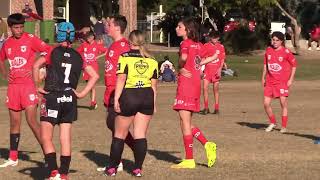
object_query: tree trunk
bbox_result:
[274,1,301,54]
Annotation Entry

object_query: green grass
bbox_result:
[0,53,319,87]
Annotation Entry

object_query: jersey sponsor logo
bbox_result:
[105,60,113,72]
[47,109,58,118]
[134,60,149,74]
[57,95,73,103]
[84,48,87,52]
[216,50,220,54]
[64,52,71,57]
[120,42,125,47]
[278,57,283,62]
[40,99,47,117]
[135,80,145,88]
[29,94,36,101]
[8,48,11,55]
[109,50,114,57]
[28,34,34,37]
[267,54,271,60]
[174,99,184,105]
[84,53,95,60]
[21,46,27,52]
[285,49,290,53]
[194,55,202,70]
[9,57,27,68]
[93,48,96,51]
[268,63,282,72]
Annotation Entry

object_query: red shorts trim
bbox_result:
[6,83,38,111]
[104,85,115,107]
[173,95,200,112]
[264,83,289,98]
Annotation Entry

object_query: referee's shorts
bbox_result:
[118,87,154,117]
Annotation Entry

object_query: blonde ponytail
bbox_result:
[129,30,153,58]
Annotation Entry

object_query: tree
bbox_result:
[258,0,302,54]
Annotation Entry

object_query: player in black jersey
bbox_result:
[33,22,99,180]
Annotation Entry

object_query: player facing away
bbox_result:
[0,13,50,168]
[171,18,217,169]
[104,30,158,177]
[262,31,297,133]
[33,22,99,180]
[199,31,225,115]
[98,15,134,172]
[77,31,108,110]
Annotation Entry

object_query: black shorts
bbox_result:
[40,90,77,125]
[118,88,154,117]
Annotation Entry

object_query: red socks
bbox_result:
[183,135,193,159]
[9,150,18,161]
[268,115,276,124]
[214,103,219,110]
[204,100,209,109]
[282,116,288,128]
[192,127,208,145]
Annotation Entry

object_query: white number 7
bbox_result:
[62,63,72,83]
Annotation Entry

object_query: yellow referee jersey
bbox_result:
[117,50,158,88]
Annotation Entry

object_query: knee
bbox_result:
[263,101,270,108]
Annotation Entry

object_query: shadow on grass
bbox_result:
[237,122,319,141]
[236,122,268,130]
[80,150,134,174]
[148,149,180,164]
[77,105,91,110]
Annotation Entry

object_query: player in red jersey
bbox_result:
[262,31,297,133]
[97,15,134,172]
[199,31,225,115]
[171,18,217,169]
[0,13,50,168]
[77,31,108,109]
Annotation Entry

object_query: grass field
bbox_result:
[0,52,319,179]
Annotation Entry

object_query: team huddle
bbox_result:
[0,13,297,179]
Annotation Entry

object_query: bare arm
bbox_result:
[0,60,7,80]
[200,53,218,65]
[262,65,267,87]
[151,78,158,113]
[287,67,296,87]
[178,53,192,78]
[73,65,99,98]
[114,73,127,113]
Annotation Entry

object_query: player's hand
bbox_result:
[38,87,49,94]
[114,100,121,113]
[179,68,192,78]
[72,89,85,99]
[262,79,266,87]
[287,79,293,87]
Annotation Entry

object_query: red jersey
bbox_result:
[264,46,297,85]
[177,39,203,98]
[201,42,225,72]
[104,38,130,86]
[77,41,107,66]
[310,26,320,40]
[0,33,50,84]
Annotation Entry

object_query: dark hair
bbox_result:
[271,31,285,41]
[111,15,127,34]
[85,31,95,39]
[208,31,220,39]
[181,18,199,42]
[7,13,25,27]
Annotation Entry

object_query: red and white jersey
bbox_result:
[201,42,225,71]
[77,41,107,65]
[264,46,297,84]
[177,39,203,98]
[104,38,130,86]
[0,33,50,84]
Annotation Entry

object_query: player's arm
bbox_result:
[33,56,48,94]
[151,66,159,113]
[74,65,99,98]
[0,45,8,80]
[287,52,297,87]
[178,53,192,78]
[200,53,218,65]
[262,65,267,87]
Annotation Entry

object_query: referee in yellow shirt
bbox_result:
[104,30,158,177]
